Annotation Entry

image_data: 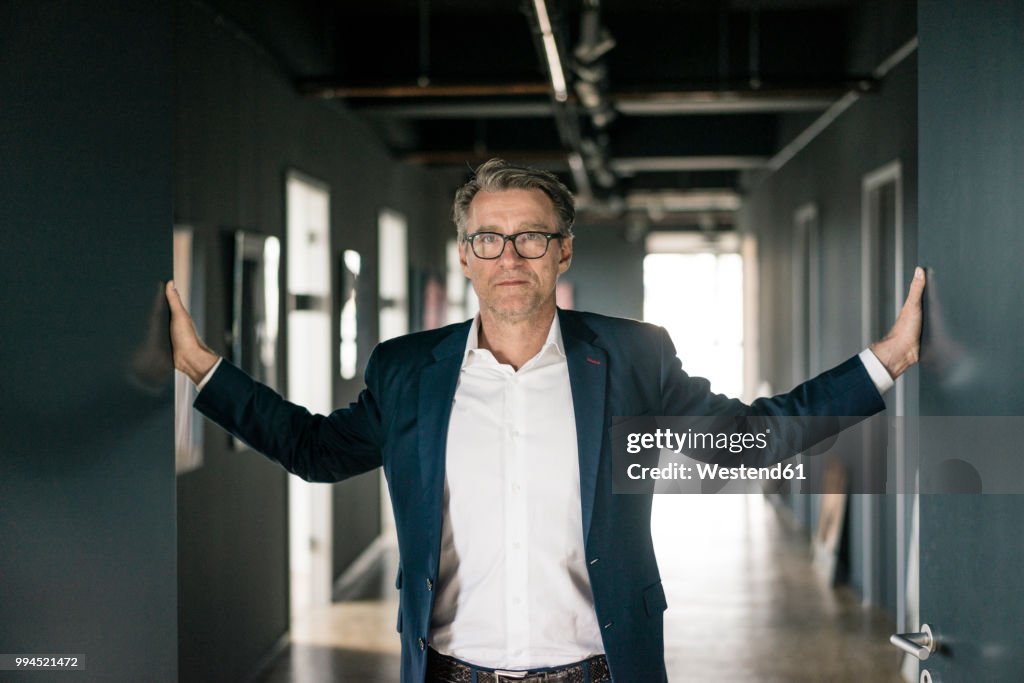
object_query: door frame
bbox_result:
[860,160,907,615]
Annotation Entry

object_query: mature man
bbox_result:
[167,158,924,682]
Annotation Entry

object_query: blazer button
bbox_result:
[426,578,433,591]
[418,637,426,651]
[603,621,614,630]
[589,557,600,565]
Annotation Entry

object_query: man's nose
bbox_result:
[496,237,525,263]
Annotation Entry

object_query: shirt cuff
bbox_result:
[858,348,894,395]
[196,357,223,392]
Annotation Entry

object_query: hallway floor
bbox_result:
[256,495,906,683]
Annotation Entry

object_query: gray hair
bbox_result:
[451,158,576,240]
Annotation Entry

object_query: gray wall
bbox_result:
[563,223,646,321]
[173,2,453,680]
[0,2,177,681]
[918,0,1024,677]
[739,47,917,614]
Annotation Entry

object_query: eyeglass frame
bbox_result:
[462,230,565,260]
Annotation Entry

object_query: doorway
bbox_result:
[285,170,334,619]
[377,208,409,535]
[860,161,915,663]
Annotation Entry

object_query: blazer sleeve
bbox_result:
[193,348,384,483]
[655,326,886,466]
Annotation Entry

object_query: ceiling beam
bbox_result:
[400,152,769,173]
[348,86,865,118]
[300,82,552,99]
[611,156,769,172]
[355,101,555,119]
[625,190,741,213]
[614,89,841,115]
[400,150,569,167]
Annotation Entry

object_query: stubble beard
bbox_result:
[481,277,555,326]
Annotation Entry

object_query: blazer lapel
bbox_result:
[417,322,470,524]
[558,309,608,543]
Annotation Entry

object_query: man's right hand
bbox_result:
[165,280,220,385]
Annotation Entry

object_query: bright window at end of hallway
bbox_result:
[643,232,744,399]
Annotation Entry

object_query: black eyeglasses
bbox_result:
[463,231,563,260]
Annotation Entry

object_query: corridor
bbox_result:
[8,1,1024,681]
[257,495,902,682]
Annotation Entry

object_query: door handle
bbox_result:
[890,623,936,661]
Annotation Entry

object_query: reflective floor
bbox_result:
[257,495,906,683]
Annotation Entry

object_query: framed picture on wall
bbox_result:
[227,230,281,449]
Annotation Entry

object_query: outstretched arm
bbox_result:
[869,266,926,380]
[166,279,382,482]
[164,280,220,385]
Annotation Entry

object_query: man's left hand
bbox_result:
[870,266,926,379]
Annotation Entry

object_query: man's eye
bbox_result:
[521,232,544,242]
[477,234,499,244]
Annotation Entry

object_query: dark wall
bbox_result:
[0,2,177,681]
[739,49,917,614]
[918,0,1024,677]
[563,223,646,320]
[847,0,918,74]
[173,2,453,680]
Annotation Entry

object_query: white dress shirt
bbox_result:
[428,313,604,670]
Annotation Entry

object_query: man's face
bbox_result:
[460,188,573,323]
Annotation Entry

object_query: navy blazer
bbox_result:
[195,308,884,682]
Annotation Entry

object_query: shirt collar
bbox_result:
[463,311,566,366]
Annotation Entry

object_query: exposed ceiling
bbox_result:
[203,0,915,229]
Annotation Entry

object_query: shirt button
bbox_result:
[512,483,521,493]
[426,578,433,591]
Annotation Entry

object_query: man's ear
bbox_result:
[557,236,574,274]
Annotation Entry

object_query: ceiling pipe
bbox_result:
[575,0,615,63]
[766,37,917,174]
[568,152,593,203]
[568,0,618,197]
[523,0,594,201]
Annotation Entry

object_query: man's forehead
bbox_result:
[467,188,557,229]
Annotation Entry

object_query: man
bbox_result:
[167,159,924,682]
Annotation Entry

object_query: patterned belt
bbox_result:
[427,648,611,683]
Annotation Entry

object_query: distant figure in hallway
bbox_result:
[166,158,925,682]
